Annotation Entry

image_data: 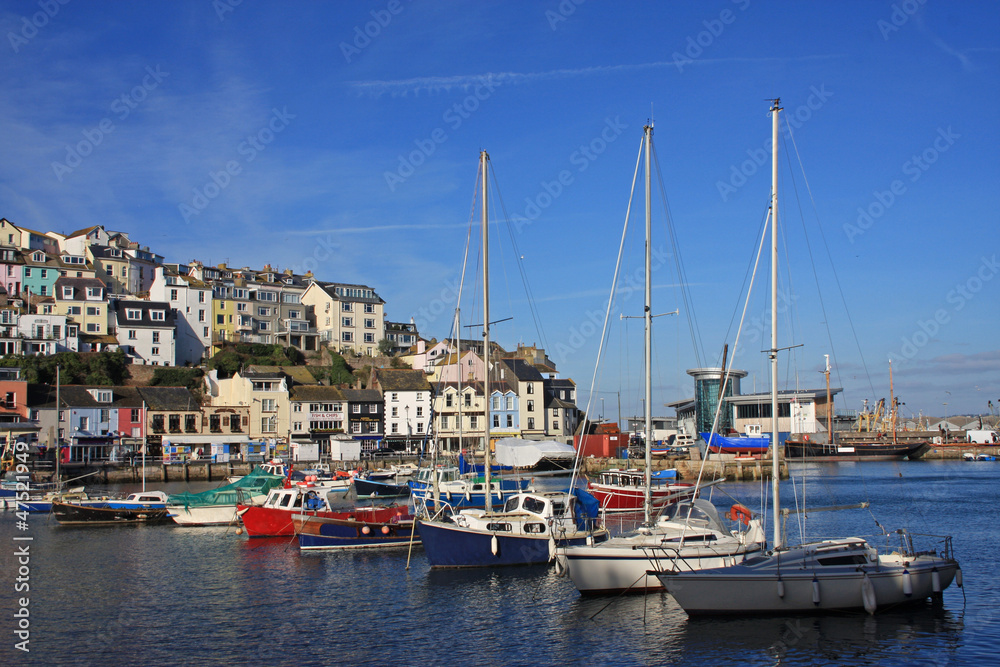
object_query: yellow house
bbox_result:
[53,276,109,335]
[301,281,386,356]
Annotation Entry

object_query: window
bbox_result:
[152,415,164,433]
[527,383,534,394]
[152,331,160,343]
[126,308,142,320]
[151,347,159,356]
[86,306,99,316]
[40,269,47,279]
[352,423,361,434]
[128,330,137,340]
[42,304,53,314]
[86,323,100,332]
[470,415,478,428]
[258,321,269,331]
[506,415,513,428]
[492,397,501,410]
[198,310,205,322]
[258,291,277,302]
[364,333,375,343]
[528,417,535,430]
[237,303,248,312]
[25,268,32,277]
[493,414,500,428]
[198,291,206,303]
[391,407,398,417]
[292,422,302,432]
[86,287,102,298]
[416,407,423,417]
[342,331,352,342]
[101,409,112,423]
[261,416,277,433]
[217,314,225,325]
[38,285,48,296]
[293,403,302,412]
[464,393,472,408]
[261,399,276,412]
[78,416,89,431]
[445,394,453,408]
[353,404,361,414]
[342,317,353,327]
[416,423,423,433]
[527,400,535,412]
[185,414,197,432]
[364,303,375,313]
[68,306,81,315]
[391,423,398,434]
[150,311,165,321]
[170,289,178,301]
[131,408,140,422]
[441,415,449,429]
[168,414,181,432]
[203,327,209,337]
[365,318,375,328]
[368,422,378,433]
[506,397,513,411]
[341,302,352,312]
[122,266,127,277]
[288,310,301,319]
[258,307,270,317]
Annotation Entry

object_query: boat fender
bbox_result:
[956,566,963,588]
[902,569,912,597]
[465,491,471,503]
[361,525,371,535]
[381,525,391,535]
[554,557,566,577]
[862,573,877,615]
[446,491,453,503]
[491,534,500,556]
[812,576,821,606]
[777,577,785,599]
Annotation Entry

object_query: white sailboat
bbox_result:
[557,123,766,595]
[654,99,961,614]
[417,150,608,568]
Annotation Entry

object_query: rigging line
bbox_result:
[693,209,770,494]
[569,133,645,491]
[785,123,877,402]
[651,140,704,367]
[720,202,771,352]
[489,162,550,351]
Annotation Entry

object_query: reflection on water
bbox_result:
[0,461,993,666]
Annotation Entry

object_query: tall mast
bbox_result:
[770,99,782,549]
[55,365,61,492]
[825,355,833,446]
[480,150,493,513]
[889,358,897,445]
[643,123,653,526]
[141,400,147,493]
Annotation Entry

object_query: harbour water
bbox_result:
[1,460,996,666]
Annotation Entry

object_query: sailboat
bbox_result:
[654,100,961,614]
[557,123,766,594]
[417,150,608,568]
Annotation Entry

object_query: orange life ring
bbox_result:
[803,434,809,442]
[728,504,753,525]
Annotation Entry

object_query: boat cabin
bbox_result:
[261,487,327,512]
[124,491,169,503]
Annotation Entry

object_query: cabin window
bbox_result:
[486,523,512,532]
[817,555,868,566]
[524,523,546,534]
[522,497,545,514]
[503,497,520,512]
[279,494,292,508]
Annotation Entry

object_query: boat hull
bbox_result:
[702,432,770,455]
[658,549,959,615]
[353,477,410,498]
[784,440,931,461]
[418,519,576,568]
[294,515,416,550]
[238,504,407,537]
[167,504,244,526]
[588,483,695,513]
[52,501,172,525]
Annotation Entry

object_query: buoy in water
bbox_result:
[236,527,243,535]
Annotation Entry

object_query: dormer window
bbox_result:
[87,389,113,403]
[86,287,102,299]
[125,308,142,320]
[62,286,73,299]
[149,310,165,321]
[33,252,44,262]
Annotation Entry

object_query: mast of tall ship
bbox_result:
[642,123,653,526]
[480,150,493,514]
[769,98,783,549]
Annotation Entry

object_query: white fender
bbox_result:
[812,577,821,605]
[777,578,785,599]
[491,534,499,556]
[862,573,877,615]
[902,568,912,597]
[931,567,942,594]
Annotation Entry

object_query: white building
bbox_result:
[111,299,176,366]
[17,313,78,354]
[150,266,212,365]
[370,368,432,451]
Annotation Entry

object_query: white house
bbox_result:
[370,368,432,451]
[17,313,78,354]
[150,266,212,366]
[111,299,176,366]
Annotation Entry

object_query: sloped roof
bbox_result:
[499,358,543,382]
[137,386,200,411]
[340,388,382,402]
[374,368,431,392]
[35,385,143,409]
[112,300,175,328]
[290,385,346,401]
[245,365,318,386]
[67,225,101,239]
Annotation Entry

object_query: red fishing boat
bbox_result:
[237,486,406,537]
[587,468,696,513]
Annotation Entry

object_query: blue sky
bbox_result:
[1,1,997,422]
